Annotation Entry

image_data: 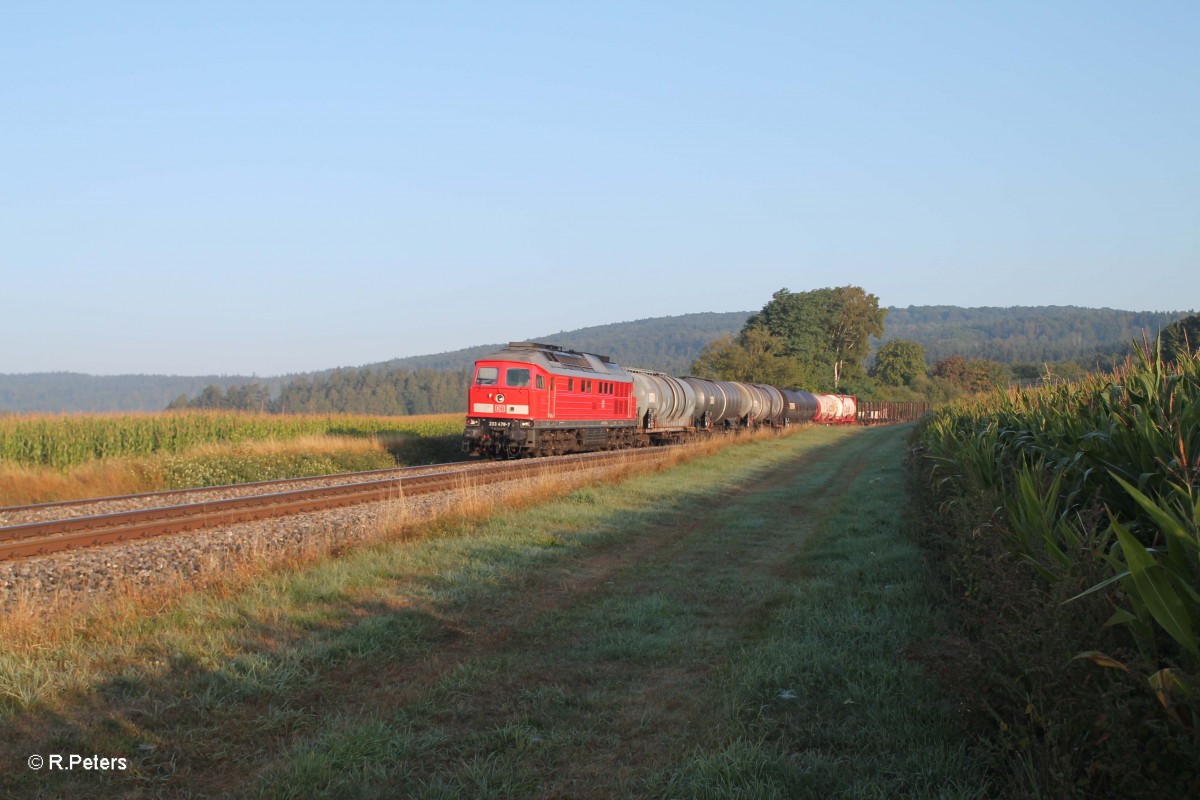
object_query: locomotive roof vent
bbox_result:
[507,341,613,364]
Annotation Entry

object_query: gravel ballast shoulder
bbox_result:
[0,457,654,610]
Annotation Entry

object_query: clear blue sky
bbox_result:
[2,1,1196,376]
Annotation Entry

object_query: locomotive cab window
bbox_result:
[475,367,498,386]
[535,375,544,389]
[505,368,531,387]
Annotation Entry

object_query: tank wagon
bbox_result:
[463,342,853,458]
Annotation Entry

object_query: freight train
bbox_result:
[462,342,856,458]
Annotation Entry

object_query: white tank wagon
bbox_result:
[813,394,858,424]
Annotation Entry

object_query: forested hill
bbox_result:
[382,306,1186,376]
[0,373,290,414]
[1,306,1191,412]
[367,312,751,376]
[881,306,1187,364]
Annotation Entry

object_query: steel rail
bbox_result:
[0,448,669,561]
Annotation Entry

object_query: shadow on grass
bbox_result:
[2,425,917,798]
[384,435,464,466]
[1,598,452,798]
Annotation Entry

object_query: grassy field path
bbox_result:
[3,425,988,798]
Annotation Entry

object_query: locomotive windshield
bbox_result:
[475,367,499,386]
[505,368,531,387]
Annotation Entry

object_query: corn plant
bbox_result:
[919,339,1200,697]
[0,411,463,471]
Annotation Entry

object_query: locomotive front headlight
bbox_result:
[519,420,533,427]
[466,418,481,426]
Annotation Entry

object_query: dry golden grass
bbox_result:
[0,461,146,506]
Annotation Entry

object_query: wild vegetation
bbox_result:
[912,342,1200,796]
[0,425,987,798]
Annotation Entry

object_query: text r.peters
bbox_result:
[39,754,128,770]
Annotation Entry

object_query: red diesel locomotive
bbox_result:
[463,342,856,458]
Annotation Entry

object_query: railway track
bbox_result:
[0,449,669,562]
[0,460,495,526]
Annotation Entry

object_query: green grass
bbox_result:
[147,447,400,489]
[1,425,985,798]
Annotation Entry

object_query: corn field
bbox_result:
[0,411,463,471]
[918,342,1200,706]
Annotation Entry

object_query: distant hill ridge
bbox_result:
[0,306,1190,412]
[365,311,751,375]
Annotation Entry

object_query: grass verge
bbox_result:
[1,424,985,798]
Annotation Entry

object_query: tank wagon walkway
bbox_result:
[3,425,986,799]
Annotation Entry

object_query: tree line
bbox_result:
[168,368,470,415]
[168,302,1200,415]
[688,288,1195,403]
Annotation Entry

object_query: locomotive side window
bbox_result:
[536,375,544,389]
[506,368,531,387]
[475,367,498,386]
[568,379,574,391]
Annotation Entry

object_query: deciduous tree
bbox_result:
[690,329,809,386]
[873,339,926,386]
[743,286,886,389]
[1162,313,1200,363]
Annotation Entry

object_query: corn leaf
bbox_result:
[1071,651,1130,671]
[1063,570,1128,605]
[1113,517,1200,661]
